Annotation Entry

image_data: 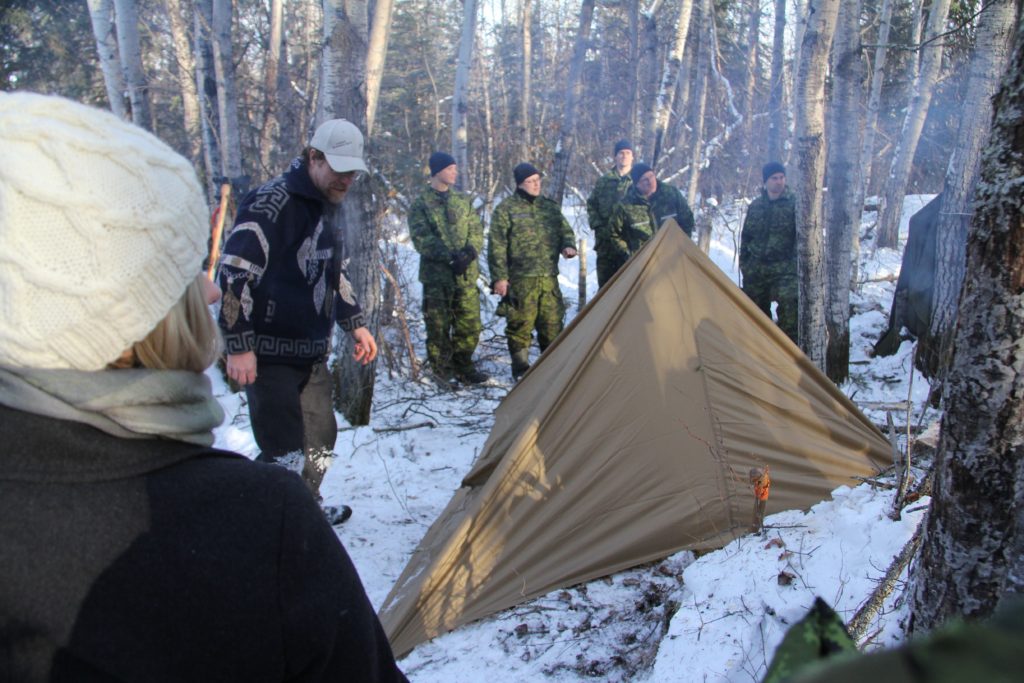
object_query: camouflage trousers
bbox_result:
[742,264,798,343]
[422,280,482,372]
[596,250,626,289]
[505,276,565,355]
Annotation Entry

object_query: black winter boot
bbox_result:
[510,349,530,381]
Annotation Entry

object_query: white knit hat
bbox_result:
[0,92,209,371]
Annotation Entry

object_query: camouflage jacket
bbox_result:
[739,188,797,273]
[586,169,632,252]
[488,190,575,284]
[606,183,695,262]
[408,186,484,285]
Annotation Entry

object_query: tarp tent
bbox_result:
[380,225,892,658]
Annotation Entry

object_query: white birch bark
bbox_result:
[766,0,786,164]
[859,0,895,198]
[319,0,380,426]
[365,0,394,137]
[875,0,952,250]
[824,0,866,384]
[520,0,532,159]
[792,0,841,370]
[685,0,711,206]
[164,0,202,165]
[550,0,596,204]
[212,0,242,179]
[910,9,1024,629]
[923,0,1019,380]
[193,0,221,199]
[86,0,127,119]
[258,0,283,175]
[452,0,478,188]
[113,0,152,129]
[650,0,694,166]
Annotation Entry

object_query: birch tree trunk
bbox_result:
[86,0,127,119]
[921,0,1019,381]
[193,0,222,201]
[766,0,786,164]
[910,8,1024,629]
[519,0,532,159]
[875,0,952,250]
[650,0,694,166]
[113,0,152,130]
[739,0,761,161]
[164,0,202,166]
[860,0,895,199]
[258,0,283,176]
[365,0,394,137]
[685,0,711,206]
[212,0,242,180]
[452,0,478,189]
[550,0,596,205]
[824,0,866,384]
[792,0,840,370]
[319,0,380,426]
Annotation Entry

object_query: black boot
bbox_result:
[510,349,530,381]
[455,364,490,384]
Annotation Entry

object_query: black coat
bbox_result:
[0,405,407,683]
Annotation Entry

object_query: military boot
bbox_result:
[453,352,489,384]
[510,349,530,381]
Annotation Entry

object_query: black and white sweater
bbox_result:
[217,157,364,365]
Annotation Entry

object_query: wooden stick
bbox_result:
[206,182,232,281]
[379,263,420,380]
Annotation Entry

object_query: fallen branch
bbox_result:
[379,263,420,380]
[371,420,436,433]
[846,522,924,642]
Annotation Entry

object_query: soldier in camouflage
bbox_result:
[489,163,577,380]
[408,152,488,384]
[739,161,797,342]
[587,139,634,288]
[605,162,695,279]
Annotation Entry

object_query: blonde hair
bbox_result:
[113,278,222,372]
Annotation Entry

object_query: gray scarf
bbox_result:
[0,365,225,446]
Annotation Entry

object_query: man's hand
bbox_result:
[493,279,510,297]
[562,247,578,258]
[227,351,258,386]
[352,326,378,365]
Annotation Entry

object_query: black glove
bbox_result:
[449,245,478,276]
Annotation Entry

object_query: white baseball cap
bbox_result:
[310,118,368,173]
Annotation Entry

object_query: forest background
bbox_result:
[3,0,1022,647]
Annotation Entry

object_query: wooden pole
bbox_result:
[206,182,232,281]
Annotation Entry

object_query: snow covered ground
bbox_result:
[210,193,937,682]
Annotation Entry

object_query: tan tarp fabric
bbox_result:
[380,225,892,657]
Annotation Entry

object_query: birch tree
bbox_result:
[875,0,952,250]
[766,0,786,164]
[193,0,221,200]
[685,0,711,206]
[649,0,694,166]
[365,0,394,136]
[519,0,533,159]
[860,0,895,198]
[258,0,283,176]
[319,0,380,426]
[921,0,1020,380]
[792,0,841,370]
[164,0,202,166]
[452,0,478,188]
[86,0,127,119]
[910,7,1024,629]
[824,0,866,384]
[113,0,152,129]
[550,0,596,205]
[212,0,242,181]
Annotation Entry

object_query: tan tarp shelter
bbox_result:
[380,224,892,657]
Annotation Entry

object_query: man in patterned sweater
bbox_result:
[488,163,577,380]
[216,119,377,521]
